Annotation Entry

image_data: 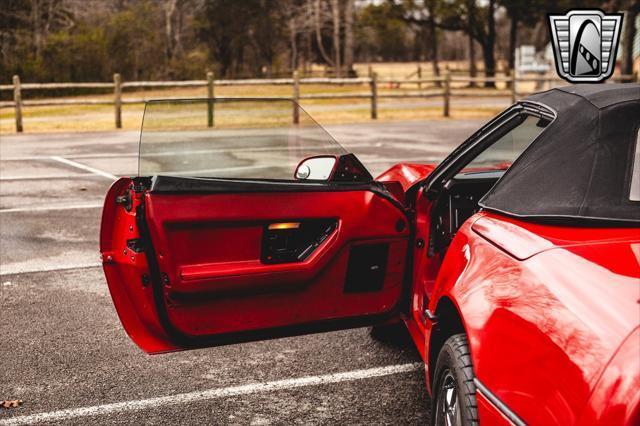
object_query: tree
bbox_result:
[484,0,496,86]
[163,0,188,65]
[104,2,164,80]
[411,0,498,86]
[31,0,72,60]
[620,1,640,77]
[313,0,334,67]
[403,0,441,78]
[499,0,545,77]
[343,0,355,75]
[330,0,341,76]
[466,0,477,80]
[359,0,412,62]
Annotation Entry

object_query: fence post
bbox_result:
[12,75,23,133]
[370,72,378,120]
[292,70,300,124]
[417,64,422,90]
[207,71,215,127]
[443,70,450,118]
[113,73,122,129]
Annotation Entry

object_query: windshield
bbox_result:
[138,99,347,180]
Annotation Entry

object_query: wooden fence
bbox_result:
[1,70,637,133]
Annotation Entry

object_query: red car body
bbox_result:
[101,87,640,425]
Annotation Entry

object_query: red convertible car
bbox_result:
[101,84,640,425]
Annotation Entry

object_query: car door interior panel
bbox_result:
[102,177,410,352]
[145,190,409,338]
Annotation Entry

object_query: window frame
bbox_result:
[422,101,557,197]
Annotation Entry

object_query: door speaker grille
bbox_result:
[344,243,389,293]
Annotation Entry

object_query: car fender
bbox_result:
[425,211,640,425]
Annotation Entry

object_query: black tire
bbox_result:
[431,333,478,426]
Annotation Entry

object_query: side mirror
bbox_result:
[294,156,338,181]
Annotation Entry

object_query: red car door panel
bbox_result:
[101,178,410,353]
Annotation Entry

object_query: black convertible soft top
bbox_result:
[479,84,640,224]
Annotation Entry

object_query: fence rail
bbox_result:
[1,70,637,133]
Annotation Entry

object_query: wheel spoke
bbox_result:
[437,371,461,426]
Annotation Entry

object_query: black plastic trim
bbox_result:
[479,205,640,226]
[135,201,183,346]
[150,175,374,194]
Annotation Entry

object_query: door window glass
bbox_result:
[138,99,347,180]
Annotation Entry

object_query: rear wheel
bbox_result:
[431,334,478,426]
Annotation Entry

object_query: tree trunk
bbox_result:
[468,34,476,87]
[426,0,440,78]
[507,12,518,88]
[330,0,341,77]
[32,0,42,59]
[429,19,440,77]
[508,14,518,74]
[484,0,496,87]
[466,0,477,86]
[314,0,334,66]
[290,17,298,72]
[174,1,185,58]
[305,29,312,74]
[165,0,178,61]
[621,4,639,77]
[344,0,355,76]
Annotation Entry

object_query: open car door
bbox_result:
[100,99,411,353]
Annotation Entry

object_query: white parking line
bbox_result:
[0,363,421,425]
[0,203,103,214]
[0,262,102,277]
[49,156,118,181]
[0,172,96,181]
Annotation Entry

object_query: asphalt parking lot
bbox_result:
[0,119,483,425]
